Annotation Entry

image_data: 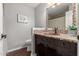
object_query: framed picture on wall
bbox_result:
[17,14,28,23]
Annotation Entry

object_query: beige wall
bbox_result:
[3,3,35,51]
[77,3,79,56]
[77,4,79,34]
[35,3,48,28]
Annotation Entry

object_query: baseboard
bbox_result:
[7,46,25,53]
[31,53,37,56]
[7,40,32,53]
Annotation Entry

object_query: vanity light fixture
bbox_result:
[48,3,61,8]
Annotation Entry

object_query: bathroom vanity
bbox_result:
[33,3,78,56]
[34,30,77,56]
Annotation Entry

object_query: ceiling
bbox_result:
[47,3,72,20]
[25,3,40,8]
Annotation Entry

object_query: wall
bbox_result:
[77,3,79,56]
[35,3,47,28]
[3,3,35,51]
[77,4,79,35]
[0,3,3,34]
[48,16,65,30]
[0,3,3,56]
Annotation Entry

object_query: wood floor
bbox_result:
[7,48,31,56]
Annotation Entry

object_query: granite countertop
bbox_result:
[34,30,78,43]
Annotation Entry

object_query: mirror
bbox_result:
[47,3,77,33]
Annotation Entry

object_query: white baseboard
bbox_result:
[7,40,32,53]
[31,53,37,56]
[7,46,25,53]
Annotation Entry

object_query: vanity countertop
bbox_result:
[34,30,78,43]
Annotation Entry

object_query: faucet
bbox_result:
[54,27,58,35]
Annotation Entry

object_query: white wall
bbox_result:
[48,16,65,30]
[35,3,47,28]
[0,3,3,56]
[3,3,35,51]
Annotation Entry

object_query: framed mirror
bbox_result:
[46,3,77,35]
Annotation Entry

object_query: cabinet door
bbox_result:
[66,41,77,56]
[35,34,46,56]
[46,45,59,56]
[57,40,77,56]
[36,43,46,56]
[47,37,60,56]
[48,37,57,48]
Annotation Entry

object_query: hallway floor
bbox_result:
[7,48,31,56]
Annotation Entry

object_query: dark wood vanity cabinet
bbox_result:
[35,34,47,56]
[35,34,77,56]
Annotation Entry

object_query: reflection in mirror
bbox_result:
[47,3,77,35]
